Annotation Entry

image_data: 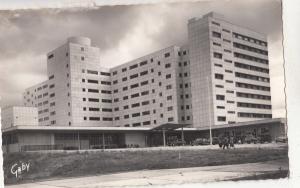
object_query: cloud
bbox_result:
[0,0,286,118]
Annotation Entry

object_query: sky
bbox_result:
[0,0,285,117]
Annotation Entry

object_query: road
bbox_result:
[6,159,288,188]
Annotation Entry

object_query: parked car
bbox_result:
[244,134,258,144]
[275,136,288,143]
[192,138,210,145]
[168,139,186,146]
[212,137,220,145]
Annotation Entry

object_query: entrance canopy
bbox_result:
[150,123,190,131]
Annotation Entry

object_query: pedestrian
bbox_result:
[218,137,223,148]
[230,137,235,148]
[222,137,229,149]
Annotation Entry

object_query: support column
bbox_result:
[163,129,166,147]
[77,132,80,150]
[102,132,105,149]
[181,126,185,146]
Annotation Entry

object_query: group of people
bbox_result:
[218,136,235,149]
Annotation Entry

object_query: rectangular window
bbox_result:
[217,116,226,121]
[131,103,140,108]
[101,90,111,94]
[88,98,99,102]
[122,68,127,72]
[88,89,99,93]
[103,117,113,121]
[215,74,224,80]
[141,80,149,86]
[132,113,140,117]
[87,70,98,75]
[48,54,54,59]
[164,52,170,58]
[213,52,223,59]
[89,117,100,121]
[168,117,174,122]
[212,31,221,38]
[141,90,149,96]
[130,74,138,79]
[165,63,171,68]
[216,95,225,100]
[143,121,151,125]
[101,81,111,85]
[129,64,138,70]
[113,80,118,84]
[142,101,150,105]
[211,21,220,26]
[166,85,172,90]
[167,106,173,111]
[130,83,139,89]
[102,99,112,103]
[132,123,141,127]
[131,93,139,98]
[142,111,150,115]
[87,79,98,84]
[100,72,110,76]
[140,70,148,76]
[102,108,112,112]
[89,107,100,111]
[139,60,147,66]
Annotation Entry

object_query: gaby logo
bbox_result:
[10,162,30,178]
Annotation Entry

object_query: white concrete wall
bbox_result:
[1,106,38,129]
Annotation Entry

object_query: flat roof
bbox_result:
[1,126,151,133]
[150,123,191,131]
[192,118,286,131]
[2,118,285,133]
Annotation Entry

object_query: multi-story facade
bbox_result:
[188,12,271,128]
[23,12,272,129]
[1,106,38,129]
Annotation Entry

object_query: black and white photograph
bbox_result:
[0,0,294,187]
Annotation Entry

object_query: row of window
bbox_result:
[234,52,268,64]
[82,107,112,112]
[238,112,272,118]
[38,116,49,122]
[83,69,110,76]
[112,52,171,76]
[237,102,272,109]
[232,32,268,47]
[82,97,112,103]
[236,92,271,100]
[234,62,269,74]
[233,42,268,55]
[235,72,269,83]
[236,82,270,91]
[84,117,113,121]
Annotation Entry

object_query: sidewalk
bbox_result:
[6,159,288,188]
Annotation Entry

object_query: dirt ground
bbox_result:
[3,143,288,185]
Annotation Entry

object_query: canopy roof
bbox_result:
[150,123,191,131]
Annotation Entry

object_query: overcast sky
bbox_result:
[0,0,285,117]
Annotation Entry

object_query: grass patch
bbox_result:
[3,146,288,185]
